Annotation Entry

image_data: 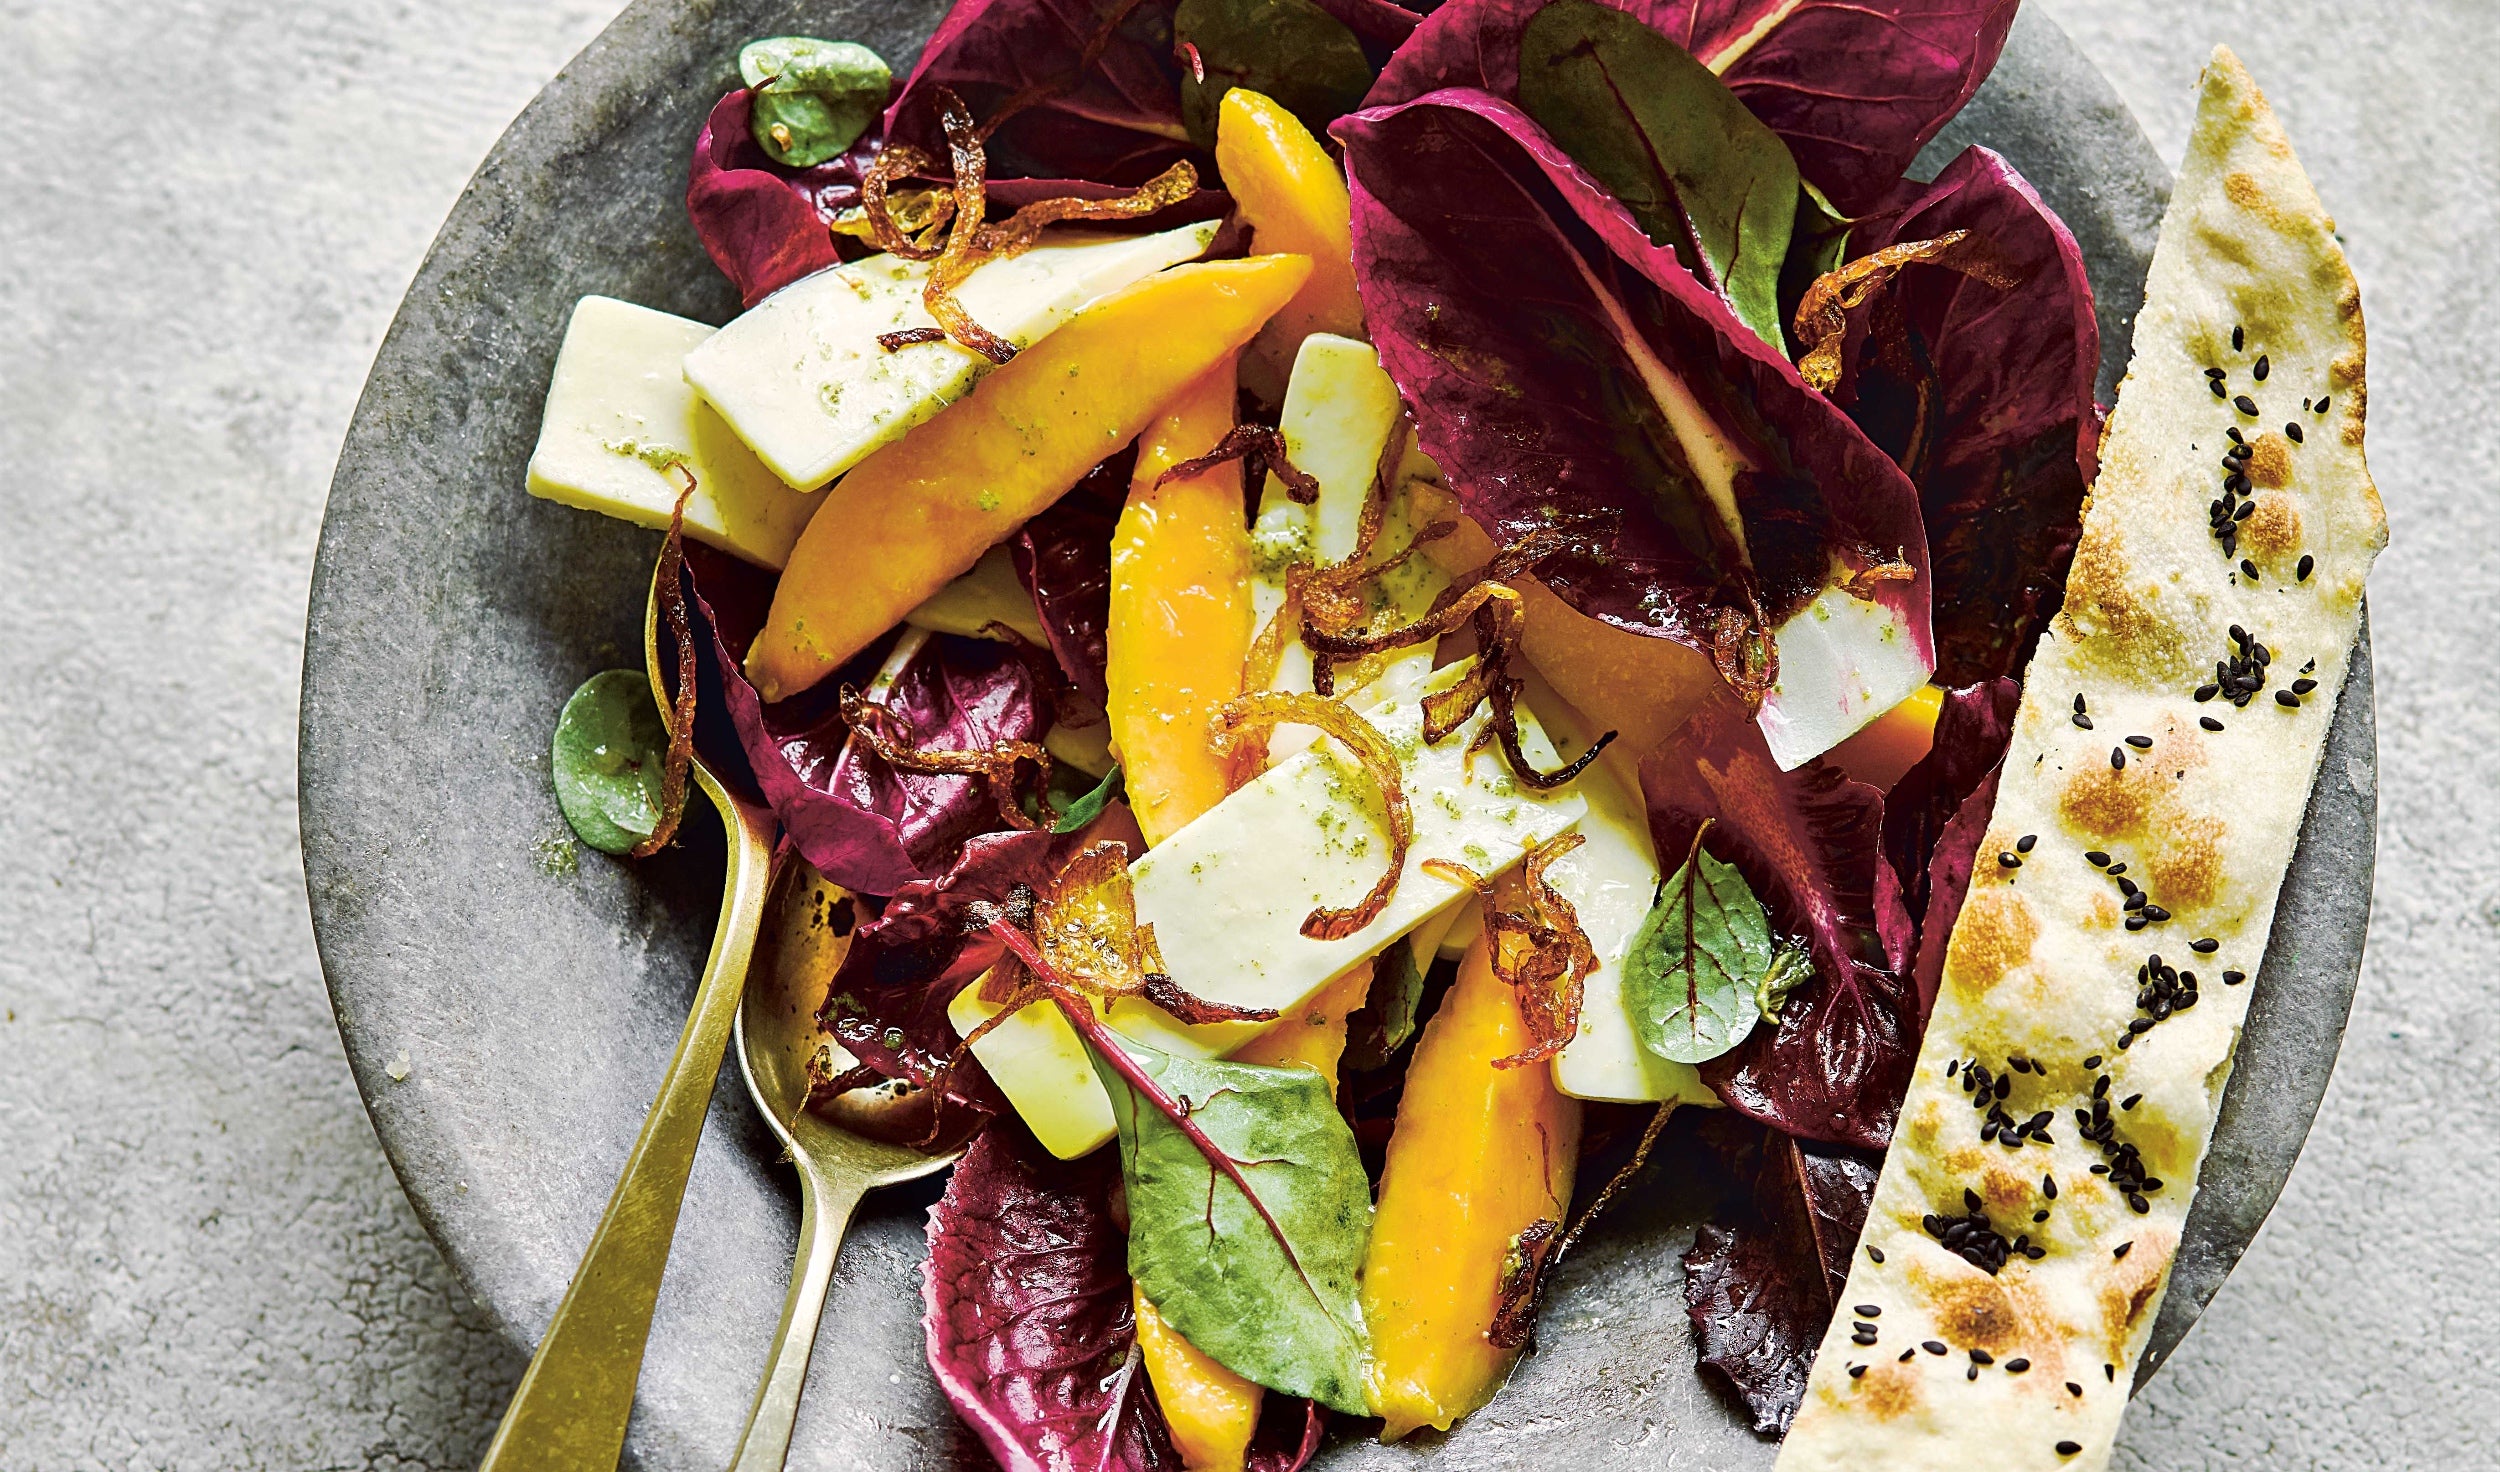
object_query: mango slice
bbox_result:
[746,254,1314,700]
[1216,90,1363,395]
[1107,355,1257,845]
[1361,932,1582,1439]
[1826,679,1944,791]
[1134,1287,1263,1472]
[1231,959,1373,1094]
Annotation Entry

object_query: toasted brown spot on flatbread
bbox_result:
[2058,764,2152,838]
[2098,1229,2176,1352]
[2243,433,2293,489]
[1933,1273,2025,1353]
[1857,1358,1922,1420]
[1946,886,2037,990]
[2149,814,2227,913]
[2242,493,2301,559]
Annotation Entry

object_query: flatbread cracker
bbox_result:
[1775,46,2384,1471]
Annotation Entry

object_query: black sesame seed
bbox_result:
[2209,378,2228,399]
[2143,905,2170,923]
[2058,1441,2083,1457]
[2241,558,2261,580]
[1997,1075,2013,1100]
[2234,498,2257,519]
[2298,553,2315,581]
[2073,712,2094,730]
[2277,689,2302,707]
[1853,1329,1879,1345]
[1868,1246,1885,1263]
[2125,915,2149,932]
[2118,1032,2136,1050]
[2317,395,2332,414]
[2017,834,2038,854]
[2084,1055,2103,1069]
[2106,1365,2119,1383]
[2253,353,2270,380]
[2286,421,2304,443]
[2201,716,2224,732]
[2195,683,2219,702]
[2068,1382,2084,1397]
[2127,1017,2154,1034]
[2192,937,2220,952]
[2129,1192,2151,1214]
[2293,677,2318,695]
[2205,366,2227,380]
[2093,1075,2110,1098]
[1924,1340,1948,1356]
[2073,693,2087,714]
[2035,1209,2050,1222]
[2234,394,2259,415]
[1901,1348,1917,1362]
[2227,425,2246,444]
[2000,851,2023,869]
[2043,1174,2058,1199]
[2122,1094,2143,1110]
[1850,1363,1868,1379]
[1855,1304,1881,1318]
[2125,734,2153,749]
[1968,1365,1980,1381]
[2232,324,2245,351]
[2007,1358,2031,1373]
[2025,1243,2047,1259]
[1855,1320,1879,1334]
[2224,970,2247,984]
[2086,851,2110,867]
[2112,747,2127,770]
[2114,1242,2133,1259]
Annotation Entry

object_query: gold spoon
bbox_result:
[724,855,960,1471]
[478,564,775,1470]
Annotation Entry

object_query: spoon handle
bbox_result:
[727,1160,874,1472]
[479,766,775,1472]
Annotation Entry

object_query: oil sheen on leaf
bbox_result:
[1625,838,1769,1063]
[550,670,669,855]
[740,37,893,167]
[1089,1034,1374,1412]
[1515,0,1798,350]
[1176,0,1376,149]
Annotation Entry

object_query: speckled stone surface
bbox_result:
[0,3,2488,1470]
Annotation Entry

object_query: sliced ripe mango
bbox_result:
[1361,932,1582,1440]
[1107,355,1255,845]
[1825,680,1944,791]
[1416,490,1719,761]
[1134,1288,1262,1472]
[1231,959,1373,1095]
[1217,90,1363,395]
[746,254,1314,700]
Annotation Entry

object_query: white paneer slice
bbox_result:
[525,297,822,569]
[1524,677,1716,1107]
[954,658,1587,1157]
[684,223,1219,489]
[903,544,1046,644]
[1247,334,1449,758]
[1754,581,1933,772]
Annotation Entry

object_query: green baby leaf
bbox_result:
[1624,824,1787,1064]
[550,670,669,856]
[1051,763,1126,834]
[740,36,892,167]
[1516,0,1801,351]
[1088,1032,1373,1412]
[1174,0,1373,151]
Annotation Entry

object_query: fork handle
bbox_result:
[728,1159,873,1472]
[478,768,775,1472]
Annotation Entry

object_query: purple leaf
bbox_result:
[1370,0,2017,214]
[678,545,1051,899]
[1010,448,1133,707]
[1820,148,2099,685]
[1642,698,1916,1149]
[924,1117,1180,1472]
[885,0,1198,184]
[1683,1121,1880,1433]
[821,828,1069,1109]
[1879,677,2019,930]
[687,89,885,307]
[1336,89,1930,691]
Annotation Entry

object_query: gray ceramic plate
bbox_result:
[300,5,2379,1468]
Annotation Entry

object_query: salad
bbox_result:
[521,1,2376,1467]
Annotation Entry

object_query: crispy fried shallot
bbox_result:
[877,326,950,351]
[1034,840,1163,996]
[1708,599,1780,711]
[839,682,1054,831]
[1140,973,1281,1026]
[631,473,701,859]
[1428,833,1599,1069]
[1840,554,1917,600]
[1156,424,1323,505]
[1213,691,1413,940]
[1486,1216,1562,1351]
[861,87,1201,366]
[1792,229,2021,394]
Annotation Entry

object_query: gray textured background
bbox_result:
[0,1,2488,1468]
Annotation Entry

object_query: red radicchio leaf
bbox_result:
[678,546,1052,898]
[687,89,887,308]
[1010,447,1135,707]
[1641,698,1916,1149]
[885,0,1200,185]
[1879,677,2019,931]
[1336,89,1930,699]
[1817,148,2100,685]
[1912,766,1998,1021]
[924,1116,1177,1471]
[1682,1118,1880,1433]
[1367,0,2017,215]
[820,827,1070,1110]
